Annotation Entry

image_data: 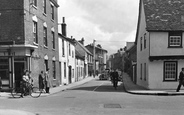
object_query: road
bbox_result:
[0,79,184,115]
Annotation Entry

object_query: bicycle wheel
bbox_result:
[30,87,41,98]
[11,88,22,98]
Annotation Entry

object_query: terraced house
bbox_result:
[136,0,184,89]
[0,0,60,90]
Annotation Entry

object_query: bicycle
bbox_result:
[11,81,42,98]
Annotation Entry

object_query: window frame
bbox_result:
[43,26,48,47]
[168,31,182,48]
[32,0,37,7]
[140,37,142,51]
[163,61,178,81]
[51,4,54,20]
[52,61,56,79]
[33,21,38,44]
[144,33,146,49]
[43,0,46,14]
[62,39,65,56]
[52,31,55,49]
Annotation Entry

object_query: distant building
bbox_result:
[86,44,108,74]
[0,0,60,89]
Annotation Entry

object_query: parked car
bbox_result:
[99,70,109,80]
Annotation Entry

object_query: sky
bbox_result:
[58,0,139,55]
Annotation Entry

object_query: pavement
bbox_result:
[122,72,184,96]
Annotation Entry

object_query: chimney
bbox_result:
[80,38,84,45]
[61,17,67,37]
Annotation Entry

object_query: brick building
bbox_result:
[0,0,60,90]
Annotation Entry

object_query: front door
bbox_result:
[14,62,24,88]
[68,66,72,84]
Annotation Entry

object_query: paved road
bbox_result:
[1,79,184,115]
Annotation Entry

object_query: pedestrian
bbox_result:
[22,69,30,97]
[111,69,119,90]
[39,71,44,91]
[176,68,184,92]
[44,68,51,93]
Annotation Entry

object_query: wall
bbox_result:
[150,32,184,56]
[148,60,184,89]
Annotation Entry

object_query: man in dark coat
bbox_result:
[38,71,44,91]
[111,69,119,90]
[176,68,184,92]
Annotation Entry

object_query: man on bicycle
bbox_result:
[111,69,119,90]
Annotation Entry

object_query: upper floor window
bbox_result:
[168,32,182,48]
[164,61,177,81]
[62,39,65,56]
[33,21,38,44]
[69,44,71,56]
[144,33,146,49]
[43,0,46,14]
[33,0,37,7]
[52,31,55,49]
[140,37,142,51]
[51,4,54,20]
[43,27,47,47]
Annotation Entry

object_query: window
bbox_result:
[164,61,177,81]
[140,37,142,51]
[43,0,46,14]
[64,62,66,78]
[44,60,48,71]
[140,64,142,80]
[144,33,146,49]
[72,51,74,58]
[144,63,146,81]
[33,0,37,7]
[69,44,71,56]
[33,21,38,44]
[51,4,54,20]
[168,32,182,48]
[52,31,55,49]
[43,27,47,47]
[62,39,65,56]
[52,61,56,79]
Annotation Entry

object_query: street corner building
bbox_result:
[0,0,60,90]
[135,0,184,89]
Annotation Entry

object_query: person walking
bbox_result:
[44,68,51,93]
[38,71,44,91]
[111,69,119,90]
[176,68,184,92]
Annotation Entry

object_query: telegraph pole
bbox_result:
[93,40,96,78]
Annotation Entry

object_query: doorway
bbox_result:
[14,62,25,88]
[68,66,72,84]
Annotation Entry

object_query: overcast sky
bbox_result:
[58,0,139,55]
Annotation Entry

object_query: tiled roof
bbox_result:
[143,0,184,31]
[75,50,84,60]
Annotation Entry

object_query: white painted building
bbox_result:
[136,0,184,89]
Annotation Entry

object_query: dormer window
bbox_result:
[168,32,182,48]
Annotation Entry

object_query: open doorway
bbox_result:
[14,62,24,88]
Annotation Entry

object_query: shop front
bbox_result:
[0,44,37,90]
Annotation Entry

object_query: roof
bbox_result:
[58,33,75,45]
[135,0,184,44]
[75,50,84,60]
[85,44,108,53]
[76,41,93,55]
[144,0,184,31]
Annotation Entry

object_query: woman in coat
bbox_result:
[44,68,51,93]
[38,71,44,91]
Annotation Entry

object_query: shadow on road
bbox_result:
[69,82,126,93]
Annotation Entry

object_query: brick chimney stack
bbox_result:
[61,17,67,37]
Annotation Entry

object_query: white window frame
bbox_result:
[164,61,177,81]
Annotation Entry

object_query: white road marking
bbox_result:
[93,83,104,91]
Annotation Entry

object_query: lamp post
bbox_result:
[93,40,96,78]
